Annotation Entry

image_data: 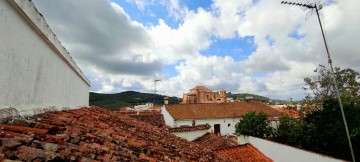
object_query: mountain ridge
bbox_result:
[90,91,274,109]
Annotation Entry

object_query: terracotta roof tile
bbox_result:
[168,124,211,133]
[166,102,281,120]
[193,133,238,150]
[276,108,301,118]
[216,144,273,162]
[115,111,166,127]
[0,107,230,161]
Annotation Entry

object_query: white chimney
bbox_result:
[238,135,249,145]
[164,96,169,105]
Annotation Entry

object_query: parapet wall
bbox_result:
[0,0,90,116]
[244,136,345,162]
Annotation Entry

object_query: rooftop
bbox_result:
[0,107,227,161]
[165,102,282,120]
[190,86,212,92]
[216,144,273,162]
[168,124,211,133]
[276,108,301,118]
[193,133,238,150]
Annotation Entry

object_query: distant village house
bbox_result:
[161,102,281,138]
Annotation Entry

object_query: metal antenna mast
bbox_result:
[153,79,161,104]
[281,1,355,161]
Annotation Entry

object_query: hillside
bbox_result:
[227,93,271,103]
[89,91,182,109]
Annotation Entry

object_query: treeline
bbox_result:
[89,91,182,109]
[236,65,360,161]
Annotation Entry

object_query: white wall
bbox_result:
[172,129,210,141]
[0,0,89,115]
[161,106,176,127]
[245,136,346,162]
[175,118,241,136]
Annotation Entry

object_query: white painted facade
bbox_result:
[161,106,175,126]
[241,136,345,162]
[174,118,241,136]
[133,103,153,110]
[161,106,241,136]
[162,106,280,136]
[172,129,210,141]
[0,0,90,115]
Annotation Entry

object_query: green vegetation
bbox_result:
[303,64,360,103]
[236,66,360,161]
[235,111,272,138]
[227,93,271,103]
[273,98,360,161]
[286,65,360,161]
[273,115,304,147]
[89,91,181,109]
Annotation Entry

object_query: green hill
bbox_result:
[89,91,182,109]
[227,93,271,103]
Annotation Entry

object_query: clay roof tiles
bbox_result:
[0,107,229,161]
[276,108,302,118]
[193,132,238,150]
[166,102,282,120]
[168,124,211,133]
[216,144,273,162]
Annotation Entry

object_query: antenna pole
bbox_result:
[154,79,161,104]
[281,2,355,161]
[314,5,356,162]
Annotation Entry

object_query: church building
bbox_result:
[181,86,226,104]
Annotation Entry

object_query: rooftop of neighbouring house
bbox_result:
[164,102,282,120]
[193,133,238,150]
[114,111,166,128]
[276,108,302,118]
[168,124,211,133]
[216,144,273,162]
[0,107,229,161]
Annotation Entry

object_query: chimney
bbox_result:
[238,135,249,145]
[164,96,169,105]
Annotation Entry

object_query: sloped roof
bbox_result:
[165,102,281,120]
[168,124,211,133]
[0,107,227,161]
[216,144,273,162]
[193,133,238,150]
[276,108,301,118]
[190,86,212,91]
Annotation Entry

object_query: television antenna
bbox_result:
[281,1,355,161]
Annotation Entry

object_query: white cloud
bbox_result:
[33,0,360,100]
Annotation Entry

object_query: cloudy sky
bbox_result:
[32,0,360,100]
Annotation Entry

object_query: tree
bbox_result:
[274,115,304,147]
[300,98,360,161]
[265,66,360,161]
[235,111,271,138]
[303,64,360,102]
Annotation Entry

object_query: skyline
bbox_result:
[32,0,360,100]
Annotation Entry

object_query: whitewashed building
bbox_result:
[161,102,281,136]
